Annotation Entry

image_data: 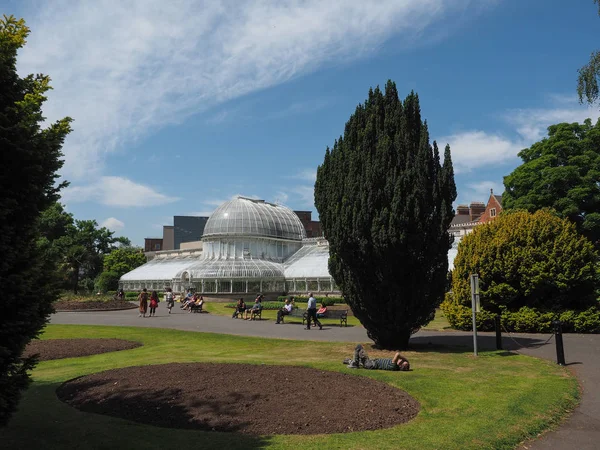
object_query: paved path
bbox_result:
[50,309,600,449]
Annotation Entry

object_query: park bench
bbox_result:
[280,308,348,327]
[249,307,262,320]
[190,302,205,313]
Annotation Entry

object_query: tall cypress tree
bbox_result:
[315,81,456,349]
[0,17,72,425]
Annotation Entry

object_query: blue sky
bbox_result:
[5,0,600,245]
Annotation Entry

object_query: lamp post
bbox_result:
[470,274,480,357]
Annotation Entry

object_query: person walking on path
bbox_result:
[149,290,159,317]
[138,288,149,318]
[305,293,322,330]
[165,287,174,314]
[344,344,410,371]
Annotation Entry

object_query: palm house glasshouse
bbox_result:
[120,196,337,294]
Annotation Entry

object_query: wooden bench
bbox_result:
[280,308,348,327]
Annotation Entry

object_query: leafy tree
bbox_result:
[503,120,600,245]
[314,82,456,349]
[449,210,597,314]
[0,16,72,425]
[38,203,131,293]
[94,271,120,293]
[102,247,146,278]
[577,0,600,104]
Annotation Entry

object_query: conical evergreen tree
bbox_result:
[315,81,456,349]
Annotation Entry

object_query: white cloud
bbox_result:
[62,176,179,207]
[17,0,491,179]
[291,185,315,207]
[274,191,289,204]
[441,95,600,174]
[439,131,522,174]
[506,104,600,143]
[292,169,317,183]
[101,217,125,231]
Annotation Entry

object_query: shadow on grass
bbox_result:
[2,381,272,450]
[406,334,550,354]
[56,377,263,434]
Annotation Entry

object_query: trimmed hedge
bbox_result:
[441,293,600,333]
[277,295,344,306]
[225,301,287,310]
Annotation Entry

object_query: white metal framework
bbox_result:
[120,197,335,294]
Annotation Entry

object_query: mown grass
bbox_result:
[0,324,578,450]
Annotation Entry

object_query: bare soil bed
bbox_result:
[57,363,419,435]
[54,299,137,311]
[24,339,142,361]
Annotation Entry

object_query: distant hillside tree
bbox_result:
[315,81,457,349]
[503,120,600,245]
[0,17,72,425]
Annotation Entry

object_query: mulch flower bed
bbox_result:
[54,299,138,311]
[24,339,142,361]
[57,363,420,435]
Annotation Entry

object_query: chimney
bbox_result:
[469,202,486,221]
[456,205,470,216]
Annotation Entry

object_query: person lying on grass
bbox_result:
[343,344,410,371]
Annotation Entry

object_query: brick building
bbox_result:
[144,238,163,252]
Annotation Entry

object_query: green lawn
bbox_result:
[0,324,578,450]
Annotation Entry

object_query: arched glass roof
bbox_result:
[203,196,306,241]
[120,256,197,281]
[178,259,284,279]
[284,241,331,278]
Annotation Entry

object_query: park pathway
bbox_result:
[50,309,600,449]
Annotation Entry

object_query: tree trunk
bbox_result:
[368,327,412,350]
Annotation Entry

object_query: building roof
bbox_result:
[450,215,474,226]
[494,194,502,206]
[203,196,306,241]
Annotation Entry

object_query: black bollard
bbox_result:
[495,315,503,350]
[553,320,566,366]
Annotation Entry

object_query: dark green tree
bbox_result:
[577,0,600,104]
[0,16,72,425]
[314,82,457,349]
[37,204,130,293]
[503,119,600,245]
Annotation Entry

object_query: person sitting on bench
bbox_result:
[244,297,262,320]
[344,344,410,371]
[316,303,327,318]
[275,297,294,324]
[232,298,246,318]
[189,296,204,312]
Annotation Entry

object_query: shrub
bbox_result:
[276,295,344,306]
[94,271,119,293]
[452,210,597,312]
[225,302,286,310]
[441,293,600,333]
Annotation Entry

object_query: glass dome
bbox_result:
[203,196,306,241]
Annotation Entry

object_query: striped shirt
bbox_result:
[372,358,399,371]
